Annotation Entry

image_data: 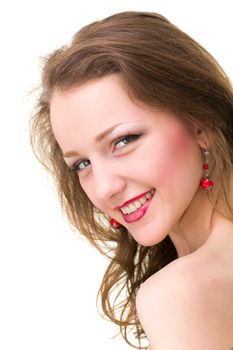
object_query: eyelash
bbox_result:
[113,133,140,150]
[69,134,141,173]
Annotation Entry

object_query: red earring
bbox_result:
[110,218,122,229]
[200,149,214,191]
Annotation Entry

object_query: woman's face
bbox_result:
[50,75,204,246]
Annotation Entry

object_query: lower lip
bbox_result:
[121,194,154,224]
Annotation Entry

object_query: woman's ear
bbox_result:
[193,125,210,149]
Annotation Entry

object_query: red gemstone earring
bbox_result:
[200,149,214,191]
[110,218,122,229]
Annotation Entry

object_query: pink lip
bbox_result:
[120,193,155,224]
[114,189,153,210]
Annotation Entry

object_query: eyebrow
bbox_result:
[63,123,122,158]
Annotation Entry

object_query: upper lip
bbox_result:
[113,189,154,210]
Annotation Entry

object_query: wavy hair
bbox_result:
[30,11,233,349]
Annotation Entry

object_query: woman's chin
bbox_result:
[130,229,168,247]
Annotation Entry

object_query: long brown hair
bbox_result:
[30,11,233,349]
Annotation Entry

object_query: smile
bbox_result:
[119,189,155,223]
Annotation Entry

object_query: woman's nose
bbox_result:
[93,163,126,202]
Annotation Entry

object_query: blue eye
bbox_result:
[114,134,140,150]
[70,159,90,173]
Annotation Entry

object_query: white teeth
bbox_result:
[139,197,146,205]
[145,192,152,199]
[119,189,155,215]
[129,203,137,211]
[135,200,142,208]
[124,207,131,214]
[121,207,128,214]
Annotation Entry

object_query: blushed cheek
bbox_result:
[174,127,196,158]
[156,124,201,189]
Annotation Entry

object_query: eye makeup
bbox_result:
[112,133,141,151]
[69,132,142,173]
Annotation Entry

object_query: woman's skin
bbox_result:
[50,74,233,348]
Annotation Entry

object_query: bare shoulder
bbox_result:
[136,256,233,350]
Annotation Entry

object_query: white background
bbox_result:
[1,0,232,349]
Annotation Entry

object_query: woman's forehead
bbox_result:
[50,76,147,133]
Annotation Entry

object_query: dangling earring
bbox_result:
[200,149,214,190]
[110,218,122,229]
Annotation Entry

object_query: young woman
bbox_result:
[30,11,233,349]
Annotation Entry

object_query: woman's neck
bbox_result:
[168,189,231,258]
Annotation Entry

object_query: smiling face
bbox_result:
[50,75,204,246]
